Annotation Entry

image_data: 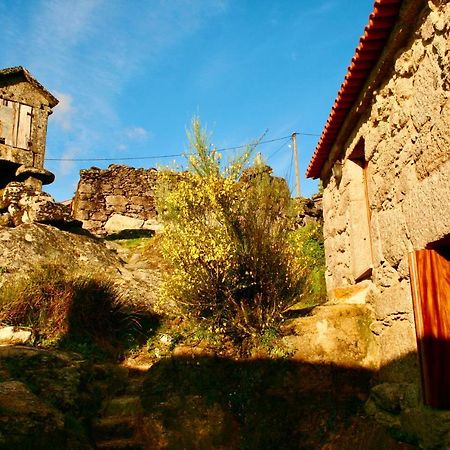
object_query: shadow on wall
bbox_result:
[136,350,434,450]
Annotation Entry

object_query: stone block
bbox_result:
[0,326,32,344]
[402,160,450,249]
[91,211,108,221]
[283,303,379,370]
[74,210,89,221]
[328,280,373,305]
[77,183,95,194]
[371,280,413,321]
[377,320,418,382]
[143,219,162,232]
[104,213,144,234]
[106,195,127,207]
[376,209,411,269]
[415,101,450,180]
[131,196,154,207]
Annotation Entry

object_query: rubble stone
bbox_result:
[0,182,80,229]
[72,165,158,236]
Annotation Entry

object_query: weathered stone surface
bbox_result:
[0,380,65,450]
[367,381,450,449]
[0,67,57,192]
[294,194,323,227]
[371,281,413,321]
[0,346,133,450]
[328,280,372,305]
[0,326,32,345]
[282,303,379,370]
[72,165,159,236]
[402,159,450,250]
[377,320,418,383]
[104,213,145,234]
[0,223,160,309]
[377,209,411,269]
[0,182,80,229]
[106,195,128,207]
[318,5,450,445]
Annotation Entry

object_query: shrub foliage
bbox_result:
[157,119,323,339]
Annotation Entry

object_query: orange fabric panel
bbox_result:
[409,249,450,408]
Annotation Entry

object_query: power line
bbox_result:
[46,131,320,162]
[266,137,291,161]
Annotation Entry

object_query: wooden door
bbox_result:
[409,249,450,408]
[0,100,32,149]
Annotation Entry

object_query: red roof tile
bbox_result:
[306,0,403,179]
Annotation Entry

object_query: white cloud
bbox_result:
[124,126,150,141]
[1,0,230,200]
[52,91,74,130]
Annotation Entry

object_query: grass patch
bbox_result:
[0,263,154,359]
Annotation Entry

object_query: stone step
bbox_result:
[124,378,145,396]
[104,396,142,416]
[92,416,136,441]
[96,438,143,450]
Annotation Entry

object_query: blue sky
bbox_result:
[1,0,374,201]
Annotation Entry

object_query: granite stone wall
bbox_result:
[321,2,450,444]
[72,165,158,236]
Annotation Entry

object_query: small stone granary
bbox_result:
[0,66,57,190]
[72,165,159,236]
[307,0,450,446]
[0,67,76,228]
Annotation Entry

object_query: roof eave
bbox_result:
[305,0,427,180]
[0,66,59,108]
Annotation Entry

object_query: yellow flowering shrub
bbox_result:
[156,118,319,339]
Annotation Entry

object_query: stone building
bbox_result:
[307,0,450,445]
[0,66,58,190]
[0,67,76,229]
[72,165,159,236]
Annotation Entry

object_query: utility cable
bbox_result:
[46,131,319,162]
[266,137,291,162]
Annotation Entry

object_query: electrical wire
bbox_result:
[46,131,319,162]
[266,137,291,161]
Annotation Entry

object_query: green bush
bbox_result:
[288,223,326,306]
[156,119,314,340]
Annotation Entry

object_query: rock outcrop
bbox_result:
[0,380,66,450]
[0,182,79,229]
[0,223,160,310]
[0,346,130,450]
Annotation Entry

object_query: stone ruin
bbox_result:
[72,163,323,237]
[72,165,159,236]
[0,67,77,228]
